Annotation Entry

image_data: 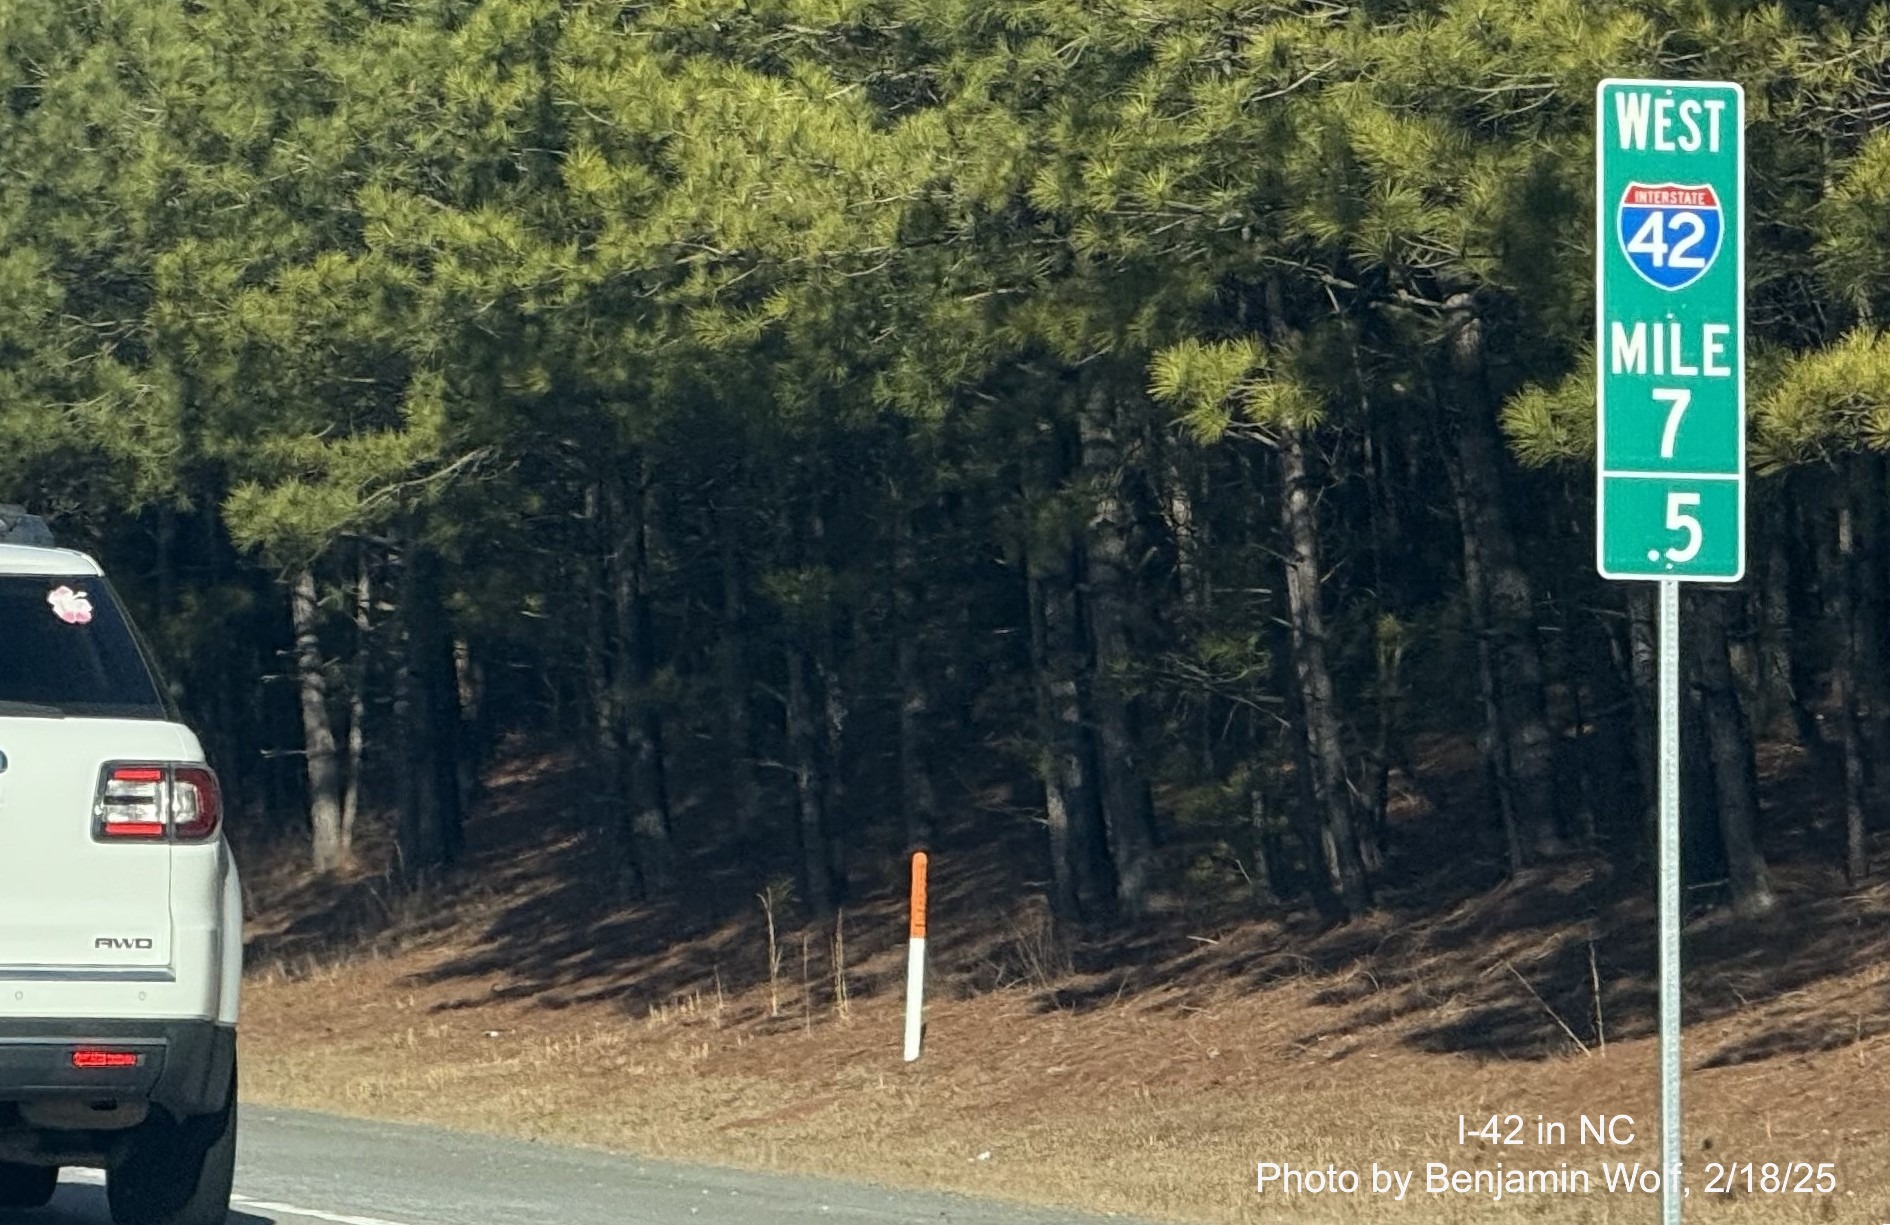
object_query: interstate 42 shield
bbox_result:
[1617,182,1723,291]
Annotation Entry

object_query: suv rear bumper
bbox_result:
[0,1019,234,1119]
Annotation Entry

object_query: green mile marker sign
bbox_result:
[1595,79,1745,583]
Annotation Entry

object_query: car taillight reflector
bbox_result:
[94,764,223,843]
[172,765,221,840]
[99,822,167,839]
[97,766,165,840]
[71,1050,141,1069]
[113,768,164,783]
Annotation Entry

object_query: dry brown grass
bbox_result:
[242,947,1890,1223]
[237,749,1890,1223]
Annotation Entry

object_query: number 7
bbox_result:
[1654,388,1691,459]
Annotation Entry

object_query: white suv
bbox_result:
[0,509,242,1225]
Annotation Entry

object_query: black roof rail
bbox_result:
[0,505,55,547]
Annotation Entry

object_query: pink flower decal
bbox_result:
[47,585,93,625]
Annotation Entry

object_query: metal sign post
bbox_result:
[1657,577,1682,1224]
[1596,77,1746,1225]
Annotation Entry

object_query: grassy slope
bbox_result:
[238,745,1890,1223]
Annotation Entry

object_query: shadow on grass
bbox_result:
[244,727,1890,1069]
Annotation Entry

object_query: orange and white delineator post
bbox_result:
[902,851,928,1062]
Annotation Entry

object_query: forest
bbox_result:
[4,0,1889,938]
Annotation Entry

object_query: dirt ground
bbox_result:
[236,749,1890,1223]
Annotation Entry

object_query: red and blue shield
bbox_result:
[1617,182,1723,291]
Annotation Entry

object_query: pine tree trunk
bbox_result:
[1272,613,1347,922]
[1835,496,1871,883]
[453,637,483,809]
[1248,281,1365,914]
[1078,381,1157,919]
[1756,517,1796,739]
[894,505,936,851]
[292,568,344,875]
[1466,528,1523,870]
[1166,452,1205,615]
[1359,622,1398,875]
[807,500,852,907]
[341,553,370,860]
[1277,427,1371,914]
[607,464,675,898]
[1546,599,1598,845]
[1782,486,1834,764]
[817,640,849,882]
[392,592,423,880]
[1850,459,1890,785]
[1246,777,1280,907]
[787,639,838,917]
[1356,411,1398,872]
[419,544,465,867]
[586,484,616,761]
[1027,564,1080,923]
[155,505,176,623]
[717,500,762,848]
[1624,586,1661,848]
[1689,590,1776,916]
[1442,296,1562,864]
[1582,602,1644,843]
[1725,590,1760,700]
[392,536,460,878]
[1028,510,1115,924]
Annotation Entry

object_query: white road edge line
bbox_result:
[61,1168,421,1225]
[229,1197,419,1225]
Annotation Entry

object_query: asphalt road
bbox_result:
[8,1107,1153,1225]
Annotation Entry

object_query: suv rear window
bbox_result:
[0,575,167,719]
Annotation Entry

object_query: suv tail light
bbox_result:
[94,764,222,843]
